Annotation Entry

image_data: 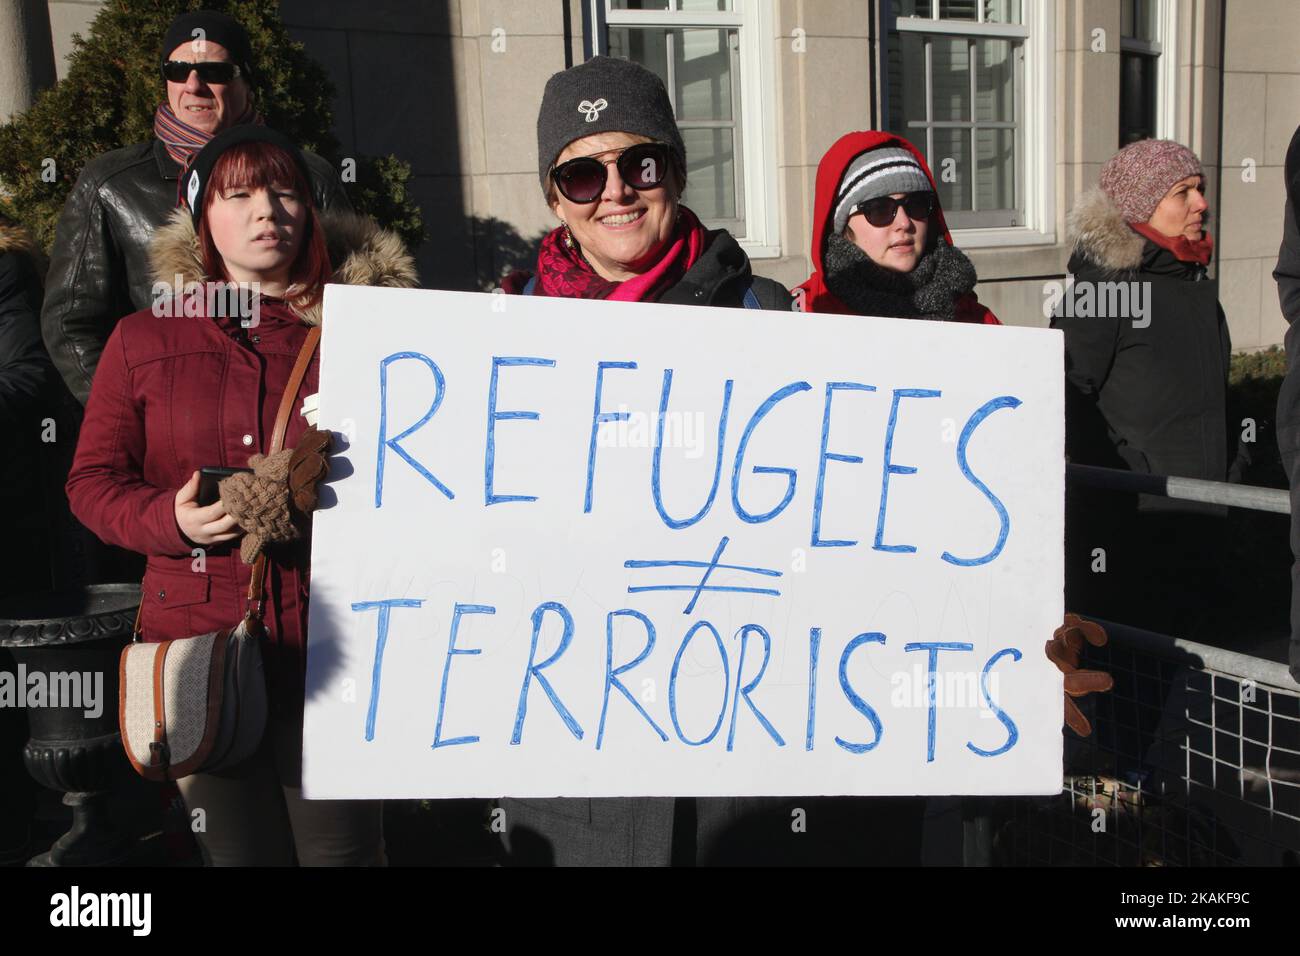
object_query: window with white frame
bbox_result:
[586,0,779,256]
[886,0,1054,245]
[1120,0,1178,146]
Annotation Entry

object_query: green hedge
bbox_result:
[0,0,423,253]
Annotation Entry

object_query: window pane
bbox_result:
[1122,0,1157,41]
[975,127,1014,210]
[610,0,670,10]
[608,26,669,83]
[981,0,1021,24]
[608,26,741,226]
[932,128,970,212]
[893,0,934,17]
[609,27,735,122]
[889,31,926,132]
[931,37,971,122]
[677,29,735,122]
[975,38,1014,122]
[1137,0,1157,41]
[1119,52,1157,146]
[681,127,736,220]
[938,0,978,20]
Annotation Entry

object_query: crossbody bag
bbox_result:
[119,325,321,781]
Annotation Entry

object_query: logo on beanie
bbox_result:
[186,170,201,211]
[578,98,608,122]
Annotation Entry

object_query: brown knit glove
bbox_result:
[1045,613,1115,737]
[219,449,297,565]
[288,425,332,519]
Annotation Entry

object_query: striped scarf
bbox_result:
[153,102,263,171]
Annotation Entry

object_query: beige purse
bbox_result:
[119,327,320,781]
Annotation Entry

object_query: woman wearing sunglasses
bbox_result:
[501,56,789,311]
[797,131,999,325]
[796,132,1118,859]
[497,55,790,868]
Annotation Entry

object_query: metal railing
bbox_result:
[1067,463,1291,514]
[966,465,1300,866]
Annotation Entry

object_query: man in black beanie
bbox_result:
[41,8,350,407]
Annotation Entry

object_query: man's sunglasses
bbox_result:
[551,142,672,204]
[854,192,935,228]
[161,60,243,84]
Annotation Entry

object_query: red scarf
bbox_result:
[532,206,708,302]
[1130,221,1214,266]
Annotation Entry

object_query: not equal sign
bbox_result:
[624,536,783,615]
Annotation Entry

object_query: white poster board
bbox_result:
[302,285,1064,799]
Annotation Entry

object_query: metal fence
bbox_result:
[970,465,1300,866]
[983,623,1300,866]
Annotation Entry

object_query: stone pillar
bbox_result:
[0,0,57,123]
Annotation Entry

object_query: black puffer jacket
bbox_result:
[1051,186,1230,509]
[41,137,349,404]
[0,223,54,430]
[0,220,65,594]
[506,227,792,311]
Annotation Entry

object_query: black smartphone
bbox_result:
[197,466,252,507]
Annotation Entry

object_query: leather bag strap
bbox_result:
[246,325,322,619]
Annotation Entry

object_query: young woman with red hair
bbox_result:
[66,126,418,866]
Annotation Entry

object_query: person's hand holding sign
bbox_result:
[1046,613,1114,737]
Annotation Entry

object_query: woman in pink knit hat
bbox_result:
[1052,139,1231,639]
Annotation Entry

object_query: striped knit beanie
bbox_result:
[832,146,932,235]
[1099,139,1203,223]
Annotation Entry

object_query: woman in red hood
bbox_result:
[800,132,1112,744]
[798,131,998,324]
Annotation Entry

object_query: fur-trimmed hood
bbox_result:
[149,206,419,326]
[0,220,47,280]
[1066,186,1147,275]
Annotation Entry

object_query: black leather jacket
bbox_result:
[41,137,349,404]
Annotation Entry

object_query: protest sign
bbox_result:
[302,285,1064,798]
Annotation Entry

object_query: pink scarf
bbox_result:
[532,206,708,302]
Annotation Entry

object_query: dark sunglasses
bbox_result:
[855,192,935,228]
[551,142,672,204]
[161,60,242,84]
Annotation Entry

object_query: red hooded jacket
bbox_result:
[796,131,999,324]
[65,208,419,714]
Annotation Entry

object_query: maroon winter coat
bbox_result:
[66,207,418,709]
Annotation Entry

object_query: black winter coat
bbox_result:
[1272,123,1300,681]
[0,222,64,594]
[41,138,349,405]
[1051,186,1230,511]
[0,225,54,430]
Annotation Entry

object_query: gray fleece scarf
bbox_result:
[823,233,977,320]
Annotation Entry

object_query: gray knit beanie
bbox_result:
[1099,139,1203,223]
[832,146,933,235]
[536,56,687,196]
